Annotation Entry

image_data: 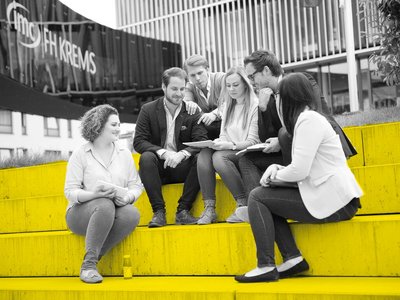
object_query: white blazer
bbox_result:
[276,110,363,219]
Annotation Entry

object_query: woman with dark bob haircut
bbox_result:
[65,104,143,283]
[235,73,362,283]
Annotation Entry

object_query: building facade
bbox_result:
[0,110,82,160]
[0,0,170,161]
[0,110,135,160]
[116,0,400,114]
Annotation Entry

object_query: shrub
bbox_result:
[0,153,67,169]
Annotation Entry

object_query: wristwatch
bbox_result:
[232,142,237,151]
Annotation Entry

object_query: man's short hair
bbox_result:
[243,50,283,77]
[183,54,209,72]
[161,67,188,87]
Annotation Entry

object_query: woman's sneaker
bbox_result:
[197,207,217,224]
[80,269,103,283]
[235,206,250,223]
[226,211,243,223]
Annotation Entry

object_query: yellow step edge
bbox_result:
[0,195,67,233]
[2,162,400,233]
[361,122,400,166]
[0,162,67,199]
[352,163,400,215]
[1,215,399,277]
[236,277,400,300]
[343,126,364,168]
[343,121,400,168]
[1,120,400,201]
[0,276,399,300]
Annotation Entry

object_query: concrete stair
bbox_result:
[1,215,399,277]
[1,162,399,233]
[1,277,399,300]
[0,122,399,299]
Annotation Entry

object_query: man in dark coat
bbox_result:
[133,67,208,228]
[239,50,356,200]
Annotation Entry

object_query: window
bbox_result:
[358,58,399,111]
[296,62,350,114]
[0,110,13,133]
[44,150,61,156]
[44,117,60,137]
[21,113,27,135]
[67,119,72,138]
[16,148,28,156]
[0,148,14,160]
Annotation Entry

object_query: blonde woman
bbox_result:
[197,66,259,224]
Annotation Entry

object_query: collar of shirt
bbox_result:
[275,74,284,127]
[163,98,182,152]
[84,141,124,169]
[84,141,124,153]
[277,74,283,84]
[195,75,211,101]
[163,98,183,119]
[206,75,211,93]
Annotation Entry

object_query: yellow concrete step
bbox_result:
[0,162,67,200]
[2,162,400,233]
[343,126,364,168]
[236,276,400,300]
[2,120,400,202]
[0,121,397,197]
[1,215,399,277]
[0,276,399,300]
[0,180,236,233]
[344,122,400,167]
[352,163,400,215]
[361,122,400,166]
[0,195,67,233]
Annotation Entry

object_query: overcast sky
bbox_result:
[59,0,117,28]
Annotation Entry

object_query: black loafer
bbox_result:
[279,259,309,279]
[235,268,279,283]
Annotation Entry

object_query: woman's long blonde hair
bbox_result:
[221,66,257,130]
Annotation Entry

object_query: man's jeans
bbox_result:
[238,151,283,199]
[238,127,292,201]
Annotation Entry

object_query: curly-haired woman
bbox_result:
[64,104,143,283]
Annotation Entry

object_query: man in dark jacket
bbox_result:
[239,50,356,199]
[133,67,208,228]
[238,50,288,198]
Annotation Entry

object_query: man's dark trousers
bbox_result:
[139,151,200,213]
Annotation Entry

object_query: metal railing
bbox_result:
[117,0,381,71]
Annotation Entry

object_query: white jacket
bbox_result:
[276,110,363,219]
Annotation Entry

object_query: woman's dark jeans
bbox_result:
[248,186,359,267]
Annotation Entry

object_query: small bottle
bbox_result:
[123,254,132,279]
